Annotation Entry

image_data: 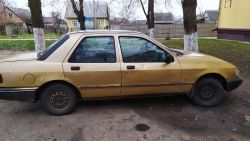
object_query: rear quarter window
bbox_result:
[37,35,69,61]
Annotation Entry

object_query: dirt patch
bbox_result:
[130,76,250,141]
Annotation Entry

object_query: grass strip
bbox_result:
[0,33,61,39]
[0,40,55,50]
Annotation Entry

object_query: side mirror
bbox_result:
[165,54,174,64]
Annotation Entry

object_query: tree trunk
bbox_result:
[28,0,45,54]
[26,23,31,34]
[148,0,154,38]
[182,0,199,52]
[140,0,154,38]
[70,0,86,30]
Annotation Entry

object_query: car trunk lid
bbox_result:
[0,52,37,63]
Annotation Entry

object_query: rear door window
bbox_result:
[68,36,116,63]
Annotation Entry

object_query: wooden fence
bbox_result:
[44,28,68,34]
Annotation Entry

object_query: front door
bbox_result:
[118,36,181,96]
[63,36,121,98]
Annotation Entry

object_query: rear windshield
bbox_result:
[37,35,69,61]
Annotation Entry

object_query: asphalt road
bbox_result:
[0,77,249,141]
[0,51,249,141]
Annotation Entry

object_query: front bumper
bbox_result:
[0,87,37,102]
[226,77,243,92]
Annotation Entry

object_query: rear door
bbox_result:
[63,35,121,98]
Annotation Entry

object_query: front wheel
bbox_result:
[41,83,77,116]
[192,77,224,107]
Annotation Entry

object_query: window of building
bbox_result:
[72,20,78,27]
[9,13,12,18]
[96,20,101,27]
[68,36,116,63]
[224,0,232,8]
[119,36,168,63]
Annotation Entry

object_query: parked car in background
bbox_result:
[0,30,243,115]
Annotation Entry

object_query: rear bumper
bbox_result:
[0,87,38,102]
[226,77,243,92]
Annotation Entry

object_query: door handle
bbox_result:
[71,66,80,70]
[127,65,135,69]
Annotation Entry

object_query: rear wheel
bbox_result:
[41,84,77,116]
[192,77,224,106]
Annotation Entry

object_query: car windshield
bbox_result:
[37,35,67,58]
[153,39,183,56]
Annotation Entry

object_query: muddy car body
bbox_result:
[0,30,243,115]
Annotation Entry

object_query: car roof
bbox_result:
[66,30,142,35]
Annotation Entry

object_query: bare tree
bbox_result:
[197,0,204,17]
[70,0,85,30]
[1,0,16,8]
[113,0,140,22]
[0,0,10,26]
[50,11,62,34]
[182,0,199,52]
[28,0,46,54]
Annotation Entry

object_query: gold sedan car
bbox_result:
[0,30,243,115]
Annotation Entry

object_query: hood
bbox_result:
[172,49,219,59]
[0,52,37,63]
[173,49,233,65]
[181,50,206,57]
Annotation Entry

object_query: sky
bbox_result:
[11,0,220,19]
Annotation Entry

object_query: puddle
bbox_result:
[135,124,150,132]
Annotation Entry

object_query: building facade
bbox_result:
[65,1,109,31]
[217,0,250,41]
[0,0,32,35]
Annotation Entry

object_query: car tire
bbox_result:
[41,83,77,116]
[192,77,224,107]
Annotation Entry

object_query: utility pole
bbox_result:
[93,0,96,29]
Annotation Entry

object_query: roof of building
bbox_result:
[110,17,129,25]
[43,17,55,24]
[130,20,147,25]
[8,7,31,24]
[154,12,173,22]
[204,10,218,21]
[43,17,67,25]
[65,1,108,18]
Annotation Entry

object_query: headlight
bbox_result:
[235,68,240,77]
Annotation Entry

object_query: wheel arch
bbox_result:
[35,80,82,102]
[189,73,227,97]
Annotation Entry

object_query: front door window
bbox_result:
[119,37,167,62]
